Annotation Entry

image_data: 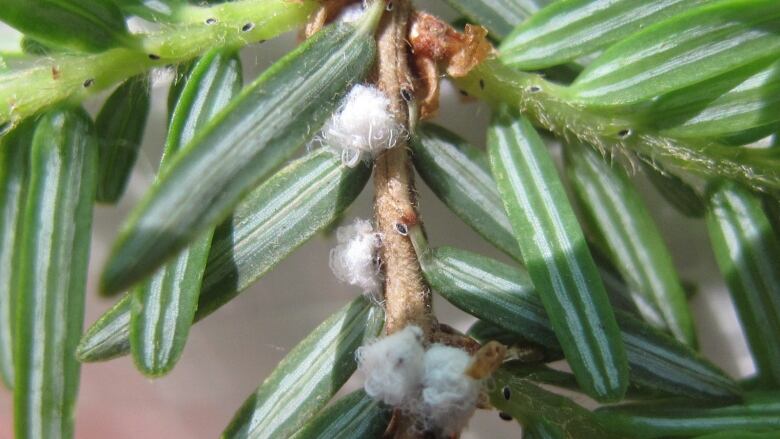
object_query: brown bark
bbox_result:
[372,1,434,437]
[372,0,434,339]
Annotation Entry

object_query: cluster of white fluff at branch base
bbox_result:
[357,325,425,406]
[356,325,482,436]
[417,344,481,436]
[329,218,383,298]
[317,84,404,167]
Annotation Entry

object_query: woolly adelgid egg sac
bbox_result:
[357,325,483,435]
[329,218,383,298]
[418,344,481,436]
[319,84,404,167]
[357,325,426,407]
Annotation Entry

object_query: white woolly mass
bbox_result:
[357,330,482,435]
[329,218,382,297]
[320,84,404,167]
[418,344,481,436]
[357,325,425,406]
[336,2,365,23]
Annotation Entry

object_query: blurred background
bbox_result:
[0,1,756,437]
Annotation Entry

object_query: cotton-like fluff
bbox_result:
[336,2,365,23]
[418,344,481,436]
[320,84,404,167]
[357,325,425,406]
[329,218,382,297]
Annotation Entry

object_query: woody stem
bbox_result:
[372,0,433,339]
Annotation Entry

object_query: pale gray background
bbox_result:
[0,1,753,437]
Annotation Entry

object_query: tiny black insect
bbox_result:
[499,412,513,421]
[83,78,95,88]
[618,128,632,138]
[502,386,511,400]
[241,23,254,32]
[205,17,217,25]
[395,223,408,236]
[528,85,542,93]
[148,54,160,60]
